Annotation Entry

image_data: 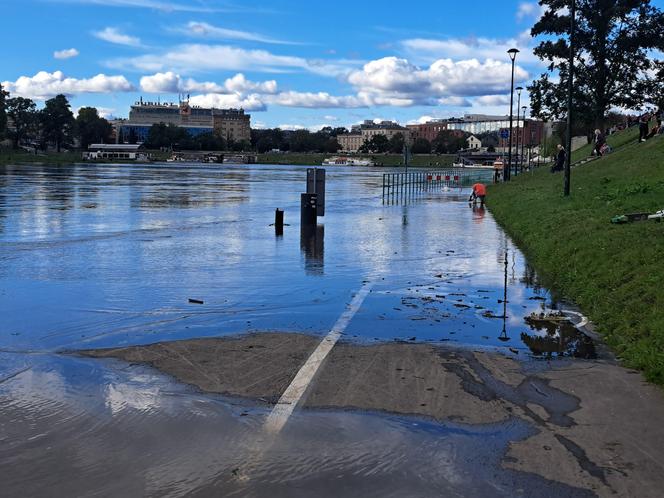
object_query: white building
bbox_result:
[466,135,482,150]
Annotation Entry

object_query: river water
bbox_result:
[0,162,596,497]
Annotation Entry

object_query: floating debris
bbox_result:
[188,298,204,305]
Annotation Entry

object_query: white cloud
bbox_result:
[269,91,365,108]
[108,44,359,77]
[2,71,134,100]
[475,95,512,106]
[140,72,277,95]
[323,115,338,121]
[401,36,539,66]
[54,48,79,59]
[224,73,277,94]
[347,56,529,106]
[94,27,141,47]
[188,93,267,111]
[53,0,229,13]
[176,21,298,45]
[516,2,546,21]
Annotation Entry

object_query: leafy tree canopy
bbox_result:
[41,94,75,152]
[528,0,664,131]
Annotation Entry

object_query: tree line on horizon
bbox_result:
[2,0,663,155]
[0,87,112,152]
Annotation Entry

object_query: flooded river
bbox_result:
[0,162,597,497]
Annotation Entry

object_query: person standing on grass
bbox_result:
[594,129,606,156]
[552,144,566,173]
[468,183,487,207]
[639,113,650,142]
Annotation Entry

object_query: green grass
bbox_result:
[489,135,664,384]
[256,152,455,167]
[0,150,82,165]
[571,126,640,163]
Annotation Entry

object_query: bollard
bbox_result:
[275,208,284,236]
[301,193,317,227]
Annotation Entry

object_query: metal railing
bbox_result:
[382,169,492,205]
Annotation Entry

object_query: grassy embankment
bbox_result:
[256,152,455,167]
[489,131,664,384]
[0,150,82,166]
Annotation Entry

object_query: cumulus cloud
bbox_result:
[94,27,141,47]
[347,56,528,107]
[269,91,364,108]
[2,71,135,100]
[401,36,539,65]
[188,93,267,111]
[176,21,299,45]
[54,48,79,59]
[475,95,512,106]
[140,72,278,95]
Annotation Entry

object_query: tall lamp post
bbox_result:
[564,0,576,196]
[514,86,523,176]
[506,48,520,182]
[521,106,528,173]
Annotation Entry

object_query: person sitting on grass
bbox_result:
[551,144,566,173]
[469,183,487,207]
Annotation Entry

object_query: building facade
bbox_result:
[117,99,251,144]
[406,121,447,142]
[337,120,411,153]
[466,135,482,150]
[338,133,364,153]
[212,109,251,143]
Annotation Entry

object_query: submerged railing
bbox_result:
[382,169,492,205]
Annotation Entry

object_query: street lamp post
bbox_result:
[514,86,523,176]
[521,106,527,173]
[506,48,520,182]
[564,0,576,196]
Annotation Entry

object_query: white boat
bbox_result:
[322,156,374,166]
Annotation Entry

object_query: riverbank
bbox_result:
[489,134,664,384]
[256,152,455,167]
[1,149,454,168]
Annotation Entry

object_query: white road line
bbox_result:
[264,282,373,434]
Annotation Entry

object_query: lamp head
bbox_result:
[507,48,520,61]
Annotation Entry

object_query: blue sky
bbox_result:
[3,0,662,130]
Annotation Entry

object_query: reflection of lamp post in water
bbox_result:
[498,251,510,342]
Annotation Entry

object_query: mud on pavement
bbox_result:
[81,331,664,498]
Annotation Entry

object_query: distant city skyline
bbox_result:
[4,0,663,130]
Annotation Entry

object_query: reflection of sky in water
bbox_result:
[1,163,556,353]
[0,354,592,498]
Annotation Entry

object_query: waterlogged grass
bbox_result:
[489,135,664,384]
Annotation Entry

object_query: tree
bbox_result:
[359,134,389,153]
[431,130,467,154]
[411,138,431,154]
[388,132,405,153]
[144,123,188,149]
[6,96,37,149]
[41,94,75,152]
[76,107,112,148]
[0,83,7,140]
[529,0,664,131]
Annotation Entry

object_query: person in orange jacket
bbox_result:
[469,183,487,207]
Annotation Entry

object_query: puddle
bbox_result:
[0,353,594,498]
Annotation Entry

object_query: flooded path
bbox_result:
[2,163,664,497]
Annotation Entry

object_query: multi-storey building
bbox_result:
[117,98,251,144]
[212,109,251,143]
[406,121,447,142]
[337,120,411,153]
